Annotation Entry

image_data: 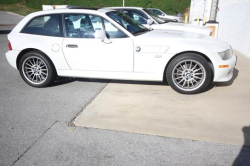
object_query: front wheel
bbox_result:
[166,53,212,94]
[18,51,56,87]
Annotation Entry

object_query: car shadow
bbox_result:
[232,125,250,166]
[51,76,167,87]
[205,68,239,92]
[51,77,78,87]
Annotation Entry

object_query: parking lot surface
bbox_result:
[0,30,107,165]
[0,11,250,166]
[74,54,250,146]
[0,12,23,30]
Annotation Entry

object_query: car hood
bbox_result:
[134,29,230,54]
[152,22,212,35]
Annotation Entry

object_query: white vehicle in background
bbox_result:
[105,7,212,36]
[147,8,183,23]
[6,7,236,94]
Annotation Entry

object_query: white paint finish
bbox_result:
[133,29,236,81]
[51,44,60,52]
[5,8,237,89]
[57,70,163,81]
[217,0,250,58]
[62,37,134,72]
[8,33,70,70]
[136,45,168,53]
[211,53,237,82]
[151,22,212,35]
[133,52,170,73]
[5,50,20,69]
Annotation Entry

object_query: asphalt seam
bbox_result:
[11,121,58,166]
[69,82,109,127]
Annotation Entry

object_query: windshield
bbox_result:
[152,9,164,16]
[143,9,168,24]
[106,11,149,35]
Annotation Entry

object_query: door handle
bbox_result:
[66,44,78,48]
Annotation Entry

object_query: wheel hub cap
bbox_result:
[172,60,206,91]
[22,56,48,84]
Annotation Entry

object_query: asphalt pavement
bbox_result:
[0,12,24,30]
[0,11,249,166]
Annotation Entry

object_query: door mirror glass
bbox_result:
[94,30,106,39]
[147,19,154,25]
[94,30,112,44]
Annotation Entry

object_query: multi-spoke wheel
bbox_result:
[19,51,56,87]
[166,53,212,94]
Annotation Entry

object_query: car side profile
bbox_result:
[147,8,183,23]
[6,8,236,94]
[105,7,212,36]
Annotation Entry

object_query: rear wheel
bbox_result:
[166,53,212,94]
[19,51,56,87]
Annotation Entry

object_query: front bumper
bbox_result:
[213,54,237,82]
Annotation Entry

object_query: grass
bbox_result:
[0,0,190,17]
[0,3,38,16]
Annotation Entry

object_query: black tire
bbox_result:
[18,51,56,87]
[166,53,212,94]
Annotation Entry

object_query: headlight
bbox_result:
[218,49,233,60]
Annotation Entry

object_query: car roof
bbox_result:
[104,7,144,10]
[28,7,116,17]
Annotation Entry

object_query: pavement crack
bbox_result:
[11,121,58,166]
[69,82,108,126]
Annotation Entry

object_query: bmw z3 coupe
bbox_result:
[6,8,236,94]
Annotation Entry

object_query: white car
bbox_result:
[6,8,236,94]
[147,8,183,23]
[105,7,212,36]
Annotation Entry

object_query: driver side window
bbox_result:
[131,12,147,24]
[153,10,162,16]
[64,14,104,38]
[64,14,127,39]
[123,10,148,25]
[103,19,128,38]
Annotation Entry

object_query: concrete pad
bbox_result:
[74,54,250,146]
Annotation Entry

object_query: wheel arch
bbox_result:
[16,48,57,75]
[163,51,214,82]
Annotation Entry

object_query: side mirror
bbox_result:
[162,14,165,16]
[94,30,112,44]
[95,30,105,39]
[147,19,154,25]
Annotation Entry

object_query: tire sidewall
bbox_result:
[166,53,212,94]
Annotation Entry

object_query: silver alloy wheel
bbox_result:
[22,56,48,84]
[172,59,206,91]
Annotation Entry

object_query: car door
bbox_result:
[62,13,133,72]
